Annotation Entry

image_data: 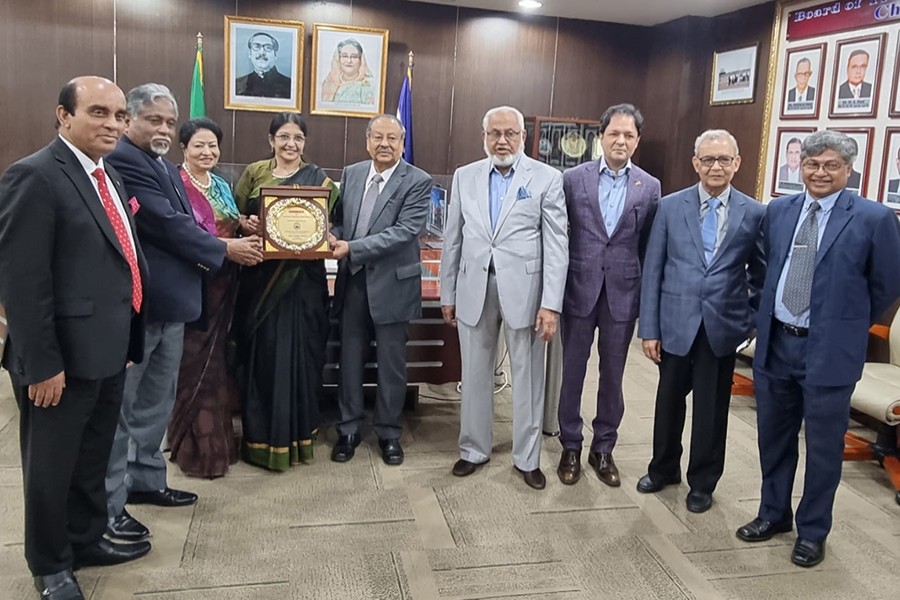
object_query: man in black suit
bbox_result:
[235,32,292,98]
[104,84,262,542]
[328,114,432,465]
[0,76,151,600]
[787,58,816,103]
[836,49,872,100]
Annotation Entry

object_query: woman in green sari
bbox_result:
[234,113,340,471]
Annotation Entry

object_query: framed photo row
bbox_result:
[710,44,758,106]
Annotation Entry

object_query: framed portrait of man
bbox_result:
[829,33,885,119]
[890,38,900,118]
[225,16,304,113]
[780,43,825,120]
[771,127,815,197]
[880,128,900,211]
[828,128,873,197]
[709,44,758,106]
[310,24,389,118]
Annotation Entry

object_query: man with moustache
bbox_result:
[235,32,292,99]
[328,114,431,465]
[737,130,900,568]
[104,84,263,541]
[556,103,660,487]
[638,129,765,513]
[0,76,150,600]
[778,138,803,191]
[440,106,568,490]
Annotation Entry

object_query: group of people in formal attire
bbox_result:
[1,76,899,600]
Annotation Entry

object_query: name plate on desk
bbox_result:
[259,185,332,260]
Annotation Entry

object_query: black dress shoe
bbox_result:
[588,451,620,487]
[128,487,197,507]
[378,438,404,465]
[685,490,713,513]
[74,538,151,569]
[636,472,681,494]
[452,458,488,477]
[107,508,149,541]
[331,433,361,463]
[34,569,84,599]
[515,466,546,490]
[735,517,793,542]
[557,449,581,485]
[791,538,825,567]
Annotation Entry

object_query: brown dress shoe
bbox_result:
[588,451,620,487]
[452,458,488,477]
[557,449,581,485]
[515,466,546,490]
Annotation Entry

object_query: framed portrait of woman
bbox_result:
[224,16,304,113]
[310,24,389,118]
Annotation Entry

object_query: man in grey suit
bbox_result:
[637,129,765,513]
[329,114,432,465]
[556,103,660,487]
[440,106,568,490]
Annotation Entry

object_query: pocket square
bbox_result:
[128,196,140,215]
[516,186,532,201]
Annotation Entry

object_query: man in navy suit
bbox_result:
[556,104,660,487]
[104,84,262,541]
[637,129,765,513]
[737,130,900,567]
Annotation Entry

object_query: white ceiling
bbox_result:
[406,0,773,26]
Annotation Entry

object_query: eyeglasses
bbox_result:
[802,160,846,173]
[250,43,275,52]
[274,134,305,144]
[697,155,735,168]
[339,53,361,61]
[485,130,522,142]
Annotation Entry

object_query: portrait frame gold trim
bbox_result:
[259,186,333,260]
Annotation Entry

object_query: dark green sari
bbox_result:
[234,159,340,471]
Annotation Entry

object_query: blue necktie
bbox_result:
[701,196,720,265]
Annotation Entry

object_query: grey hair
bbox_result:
[365,114,406,140]
[801,130,857,164]
[482,106,525,132]
[693,129,739,156]
[125,83,178,119]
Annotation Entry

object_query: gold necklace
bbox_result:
[183,164,211,191]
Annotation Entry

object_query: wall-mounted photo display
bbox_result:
[709,44,758,106]
[828,128,873,197]
[772,127,816,197]
[828,33,885,119]
[890,37,900,118]
[780,43,825,120]
[880,128,900,210]
[224,16,304,113]
[310,24,389,118]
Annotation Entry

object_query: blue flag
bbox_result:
[397,65,414,165]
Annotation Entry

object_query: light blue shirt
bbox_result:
[598,157,631,234]
[698,184,731,256]
[489,158,518,230]
[773,190,840,327]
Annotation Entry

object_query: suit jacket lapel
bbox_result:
[773,195,805,276]
[816,190,853,266]
[52,139,127,261]
[581,160,606,238]
[493,159,533,238]
[364,160,407,235]
[475,160,492,238]
[708,190,748,268]
[610,168,644,240]
[682,185,706,264]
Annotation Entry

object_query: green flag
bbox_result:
[189,35,205,118]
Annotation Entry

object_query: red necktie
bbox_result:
[92,168,143,312]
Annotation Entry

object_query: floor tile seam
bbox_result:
[431,558,564,572]
[132,579,290,597]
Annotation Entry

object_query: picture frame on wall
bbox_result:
[828,128,873,197]
[880,128,900,210]
[780,43,825,120]
[828,33,885,119]
[224,16,304,113]
[709,44,758,106]
[310,24,389,118]
[890,38,900,118]
[771,127,816,197]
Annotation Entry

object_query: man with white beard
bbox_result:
[440,106,568,490]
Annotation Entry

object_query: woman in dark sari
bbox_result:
[235,113,340,471]
[169,118,256,478]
